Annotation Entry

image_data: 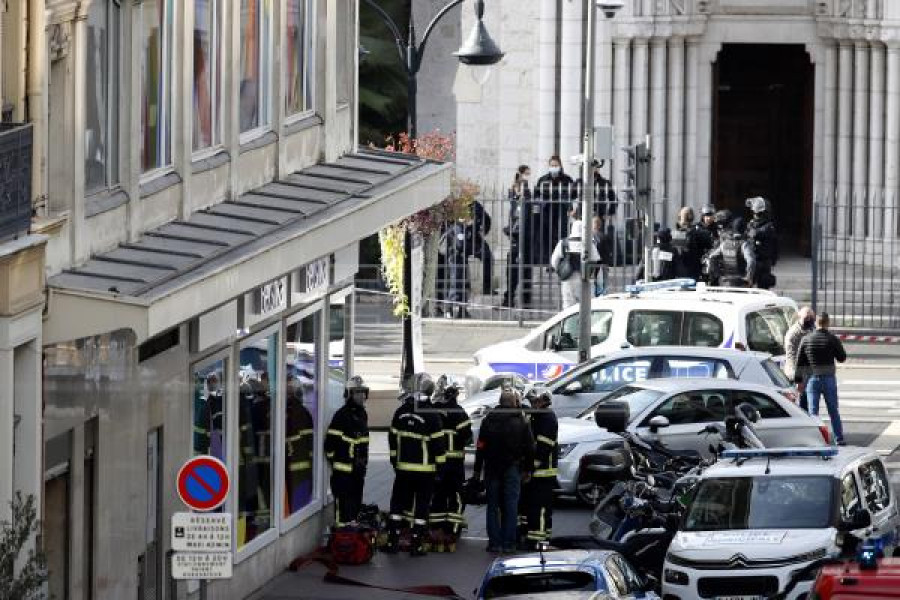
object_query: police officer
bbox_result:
[743,196,779,289]
[521,387,558,549]
[285,379,315,512]
[700,204,718,236]
[706,214,747,287]
[325,376,370,528]
[428,376,473,549]
[387,373,446,556]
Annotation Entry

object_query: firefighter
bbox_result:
[386,373,446,556]
[325,376,370,528]
[285,378,315,513]
[521,387,558,549]
[428,376,473,550]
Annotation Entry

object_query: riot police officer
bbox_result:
[325,376,370,528]
[387,373,446,556]
[521,387,558,549]
[705,214,747,287]
[428,376,473,549]
[743,196,779,289]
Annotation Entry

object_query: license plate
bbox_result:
[715,596,763,600]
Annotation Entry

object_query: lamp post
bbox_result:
[362,0,503,383]
[578,1,624,363]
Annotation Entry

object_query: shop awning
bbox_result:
[45,149,451,345]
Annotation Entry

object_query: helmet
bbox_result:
[524,386,552,407]
[656,227,672,245]
[745,196,768,215]
[344,375,369,402]
[714,209,733,227]
[701,204,716,217]
[408,372,435,400]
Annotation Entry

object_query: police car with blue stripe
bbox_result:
[466,279,798,396]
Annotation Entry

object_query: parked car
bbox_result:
[476,550,660,599]
[555,379,829,502]
[663,446,900,600]
[465,280,798,396]
[461,347,798,441]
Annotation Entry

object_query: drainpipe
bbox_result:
[26,0,47,214]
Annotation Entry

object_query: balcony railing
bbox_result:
[0,122,32,242]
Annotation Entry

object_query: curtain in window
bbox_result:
[141,0,172,171]
[240,0,271,132]
[85,1,119,192]
[193,0,220,151]
[285,0,313,115]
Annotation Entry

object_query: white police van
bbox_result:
[663,446,900,600]
[466,280,798,395]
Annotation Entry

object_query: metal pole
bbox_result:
[577,2,597,364]
[401,27,418,383]
[811,201,818,314]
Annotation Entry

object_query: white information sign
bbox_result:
[172,552,233,580]
[171,512,232,552]
[704,531,787,545]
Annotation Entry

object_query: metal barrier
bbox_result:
[812,196,900,331]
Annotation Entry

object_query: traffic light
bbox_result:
[621,142,651,210]
[620,145,637,204]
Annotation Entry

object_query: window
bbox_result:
[859,460,891,514]
[730,390,789,419]
[285,316,318,517]
[285,0,314,115]
[578,385,663,420]
[627,311,681,346]
[746,308,791,355]
[335,0,353,106]
[240,0,273,133]
[761,358,792,387]
[840,473,862,521]
[85,0,120,193]
[141,0,174,171]
[545,310,613,351]
[662,357,732,379]
[193,359,227,461]
[683,313,724,347]
[193,0,222,151]
[326,298,350,424]
[647,390,728,426]
[482,572,600,598]
[237,331,278,547]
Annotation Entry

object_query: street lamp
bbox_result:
[578,0,624,364]
[361,0,503,383]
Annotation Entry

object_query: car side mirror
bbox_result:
[648,415,670,433]
[840,508,872,532]
[562,380,583,395]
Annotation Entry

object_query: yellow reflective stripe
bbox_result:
[436,455,447,464]
[533,468,558,478]
[456,420,472,430]
[289,461,312,471]
[445,451,465,459]
[193,426,207,433]
[536,435,556,446]
[286,431,314,443]
[332,462,353,473]
[393,429,431,441]
[396,462,436,472]
[326,451,335,459]
[389,450,397,457]
[327,428,343,436]
[430,432,444,439]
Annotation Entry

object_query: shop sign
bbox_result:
[255,278,287,317]
[293,256,331,304]
[171,552,233,580]
[171,512,231,552]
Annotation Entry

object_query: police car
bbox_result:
[663,447,900,600]
[465,280,798,396]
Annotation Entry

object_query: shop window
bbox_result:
[285,0,314,116]
[285,316,318,517]
[326,298,350,424]
[140,0,174,172]
[85,0,120,193]
[240,0,273,134]
[238,332,278,547]
[193,0,223,151]
[192,358,226,461]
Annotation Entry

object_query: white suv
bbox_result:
[466,281,798,395]
[663,447,900,600]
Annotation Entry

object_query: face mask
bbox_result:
[549,167,561,177]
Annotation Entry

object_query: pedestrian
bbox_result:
[521,387,558,550]
[325,376,370,528]
[534,156,577,267]
[428,376,473,550]
[473,387,535,554]
[783,307,816,412]
[503,165,534,307]
[795,313,847,445]
[386,373,446,556]
[551,215,599,308]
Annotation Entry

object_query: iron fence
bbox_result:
[0,122,32,242]
[812,195,900,331]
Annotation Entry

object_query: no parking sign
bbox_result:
[176,455,230,512]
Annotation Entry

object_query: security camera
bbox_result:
[597,0,625,19]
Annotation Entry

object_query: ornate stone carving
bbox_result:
[48,22,71,62]
[670,0,686,14]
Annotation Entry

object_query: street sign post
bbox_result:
[171,512,231,552]
[171,552,233,580]
[176,455,230,512]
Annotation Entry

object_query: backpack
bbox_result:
[555,239,580,281]
[329,525,377,565]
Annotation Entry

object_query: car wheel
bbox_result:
[575,477,607,506]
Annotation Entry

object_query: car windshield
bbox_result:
[683,476,834,531]
[761,359,792,388]
[483,571,601,598]
[577,385,664,419]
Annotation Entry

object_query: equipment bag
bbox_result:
[328,525,377,565]
[555,240,580,281]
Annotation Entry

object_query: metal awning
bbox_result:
[45,149,451,344]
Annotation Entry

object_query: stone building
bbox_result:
[1,0,450,599]
[444,0,900,253]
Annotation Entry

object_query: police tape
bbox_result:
[835,334,900,344]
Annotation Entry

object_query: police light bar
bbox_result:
[625,279,697,295]
[721,447,838,460]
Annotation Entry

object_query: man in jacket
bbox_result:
[474,388,536,553]
[796,313,848,445]
[325,376,370,528]
[575,159,618,228]
[428,376,473,549]
[387,373,446,556]
[783,307,816,412]
[521,387,558,550]
[534,156,577,266]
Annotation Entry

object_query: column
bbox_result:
[0,349,12,525]
[836,42,853,234]
[695,43,717,208]
[821,43,838,199]
[666,37,685,214]
[70,9,89,261]
[631,38,649,144]
[886,45,900,239]
[868,43,885,238]
[684,39,699,207]
[595,14,613,131]
[559,0,584,163]
[852,42,869,237]
[650,38,667,221]
[613,38,631,188]
[537,0,559,163]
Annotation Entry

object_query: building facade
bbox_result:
[447,0,900,253]
[0,0,450,599]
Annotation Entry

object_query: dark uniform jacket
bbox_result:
[534,173,577,264]
[325,403,370,476]
[748,216,779,264]
[474,408,536,477]
[286,394,315,476]
[389,397,446,473]
[529,410,559,480]
[436,402,473,463]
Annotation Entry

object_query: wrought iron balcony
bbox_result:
[0,123,32,242]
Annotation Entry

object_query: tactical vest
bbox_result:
[720,234,743,276]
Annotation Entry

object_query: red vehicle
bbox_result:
[811,558,900,599]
